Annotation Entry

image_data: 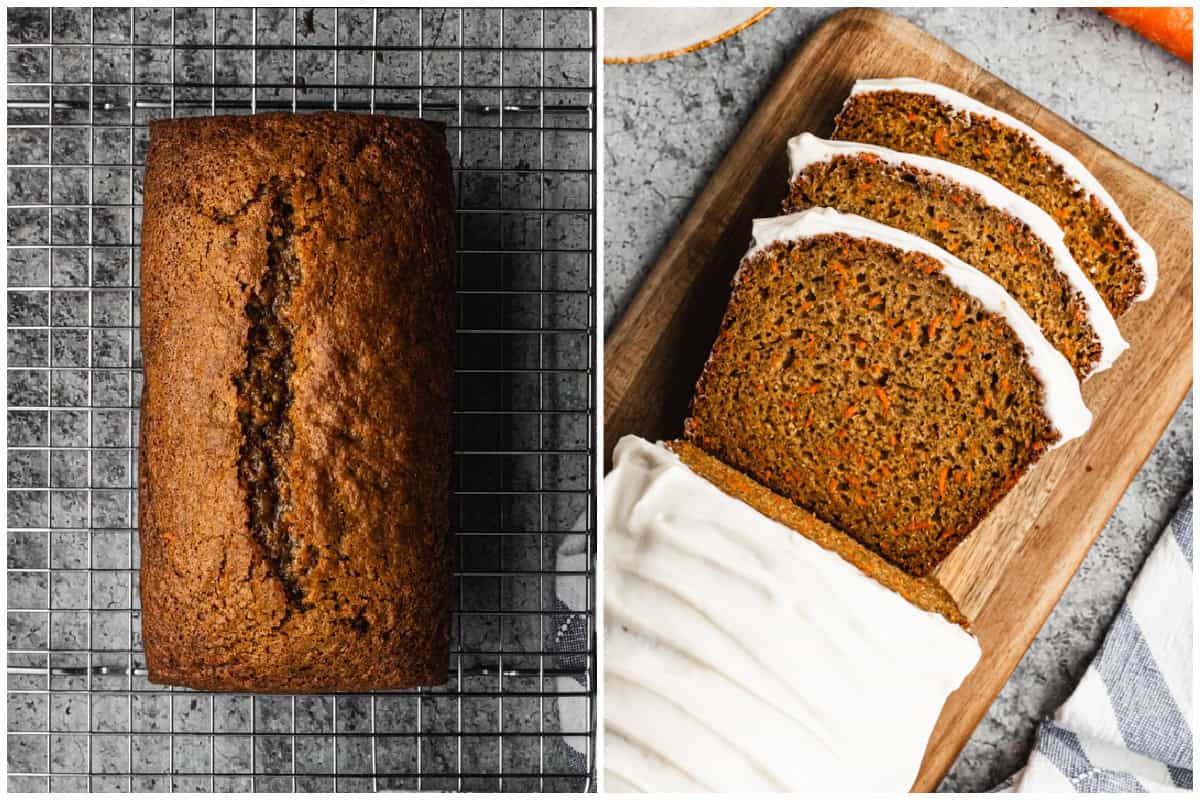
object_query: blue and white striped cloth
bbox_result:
[1009,493,1193,792]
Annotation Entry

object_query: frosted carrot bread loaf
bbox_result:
[785,133,1127,378]
[139,112,456,692]
[603,435,980,792]
[833,78,1157,317]
[684,208,1090,576]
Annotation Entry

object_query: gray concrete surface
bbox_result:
[604,6,1192,792]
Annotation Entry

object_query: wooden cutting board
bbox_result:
[603,8,1193,791]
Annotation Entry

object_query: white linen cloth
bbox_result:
[1006,494,1193,792]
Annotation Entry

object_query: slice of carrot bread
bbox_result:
[784,134,1127,379]
[832,78,1156,318]
[684,208,1091,577]
[665,438,968,626]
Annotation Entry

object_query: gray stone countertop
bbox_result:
[603,6,1192,792]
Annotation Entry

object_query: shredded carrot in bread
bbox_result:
[875,386,890,414]
[927,316,941,339]
[950,300,966,327]
[933,127,949,153]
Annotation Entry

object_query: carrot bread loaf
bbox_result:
[139,113,456,692]
[833,78,1157,318]
[604,435,980,791]
[784,134,1127,378]
[684,208,1091,576]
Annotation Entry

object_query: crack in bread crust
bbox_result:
[232,186,304,606]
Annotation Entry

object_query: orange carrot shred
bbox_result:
[951,300,966,327]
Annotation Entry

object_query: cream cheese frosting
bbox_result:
[747,207,1093,446]
[603,435,982,792]
[787,133,1129,372]
[847,77,1157,302]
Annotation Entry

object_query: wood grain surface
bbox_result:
[602,8,1193,791]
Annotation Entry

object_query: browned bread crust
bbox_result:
[666,440,968,627]
[833,90,1146,317]
[785,154,1102,379]
[139,112,456,692]
[684,233,1057,577]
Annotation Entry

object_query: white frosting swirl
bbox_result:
[787,133,1129,372]
[747,208,1092,446]
[847,77,1157,302]
[603,435,981,792]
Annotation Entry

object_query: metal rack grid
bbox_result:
[6,7,596,792]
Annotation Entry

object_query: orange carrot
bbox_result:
[950,300,966,327]
[933,127,949,154]
[875,386,891,413]
[1100,7,1192,62]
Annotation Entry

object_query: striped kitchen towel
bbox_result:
[1009,493,1193,792]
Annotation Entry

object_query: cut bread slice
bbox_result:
[832,78,1156,318]
[684,208,1090,576]
[785,133,1128,378]
[665,438,966,625]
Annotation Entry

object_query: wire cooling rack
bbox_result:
[6,7,596,792]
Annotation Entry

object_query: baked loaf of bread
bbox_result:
[684,209,1090,576]
[784,134,1127,378]
[604,435,980,792]
[833,78,1157,318]
[139,112,456,692]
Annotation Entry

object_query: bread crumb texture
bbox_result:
[786,155,1102,378]
[684,234,1057,577]
[833,91,1145,317]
